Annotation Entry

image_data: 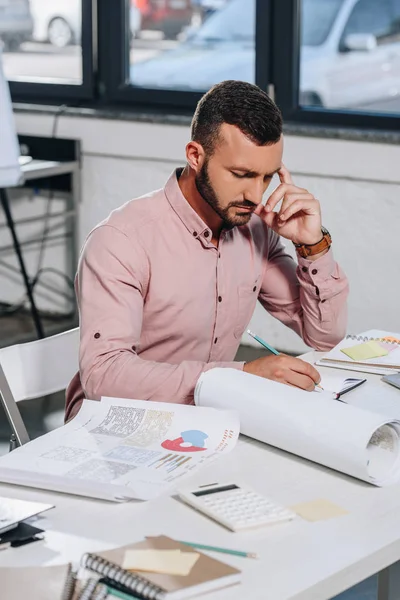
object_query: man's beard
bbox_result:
[195,160,254,228]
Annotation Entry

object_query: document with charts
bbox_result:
[195,368,400,487]
[0,398,239,502]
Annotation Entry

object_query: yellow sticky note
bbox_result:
[341,341,389,361]
[122,549,199,576]
[291,499,349,522]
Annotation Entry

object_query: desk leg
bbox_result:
[378,561,400,600]
[0,188,45,339]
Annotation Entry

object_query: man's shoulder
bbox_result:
[100,187,168,236]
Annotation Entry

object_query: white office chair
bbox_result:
[0,328,80,449]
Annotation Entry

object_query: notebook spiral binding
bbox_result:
[77,578,108,600]
[62,566,78,600]
[82,553,165,600]
[345,335,400,346]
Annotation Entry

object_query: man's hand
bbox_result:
[243,354,321,391]
[254,165,322,246]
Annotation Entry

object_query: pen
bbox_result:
[246,330,324,391]
[335,378,367,401]
[177,540,257,559]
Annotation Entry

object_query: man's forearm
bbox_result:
[81,350,245,404]
[296,249,349,350]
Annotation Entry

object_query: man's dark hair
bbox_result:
[191,80,283,155]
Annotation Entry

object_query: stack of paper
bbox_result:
[0,398,239,501]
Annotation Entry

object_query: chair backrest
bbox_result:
[0,328,80,403]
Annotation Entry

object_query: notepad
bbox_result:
[341,341,389,361]
[318,330,400,374]
[123,549,200,576]
[81,536,241,600]
[291,499,348,522]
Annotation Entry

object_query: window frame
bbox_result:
[97,0,271,109]
[6,0,400,131]
[8,0,96,104]
[272,0,400,130]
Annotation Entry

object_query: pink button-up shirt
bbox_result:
[65,170,348,421]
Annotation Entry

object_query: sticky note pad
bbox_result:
[122,549,199,576]
[341,341,389,361]
[291,499,349,522]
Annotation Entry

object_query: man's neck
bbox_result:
[178,166,222,245]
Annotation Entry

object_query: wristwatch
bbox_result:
[294,227,332,258]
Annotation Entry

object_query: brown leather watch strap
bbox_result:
[295,231,332,259]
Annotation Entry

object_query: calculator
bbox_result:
[178,482,296,532]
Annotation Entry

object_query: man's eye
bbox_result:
[232,172,247,178]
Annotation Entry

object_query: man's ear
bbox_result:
[186,141,206,173]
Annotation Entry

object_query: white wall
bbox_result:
[10,111,400,353]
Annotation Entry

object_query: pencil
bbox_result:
[246,329,279,355]
[177,540,258,559]
[246,330,324,391]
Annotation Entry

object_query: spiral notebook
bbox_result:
[318,330,400,374]
[79,536,241,600]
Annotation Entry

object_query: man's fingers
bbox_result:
[278,164,293,185]
[265,183,308,213]
[263,211,279,229]
[284,371,316,392]
[286,357,321,384]
[279,193,314,218]
[279,198,319,222]
[265,183,292,213]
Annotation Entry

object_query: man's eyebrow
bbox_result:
[230,167,281,177]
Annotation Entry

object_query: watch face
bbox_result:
[321,226,329,236]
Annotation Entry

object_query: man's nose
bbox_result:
[246,179,265,205]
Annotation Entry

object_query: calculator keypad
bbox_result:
[192,488,296,531]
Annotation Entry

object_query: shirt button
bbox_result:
[218,252,221,258]
[94,332,101,339]
[214,337,218,344]
[321,299,326,304]
[302,266,308,273]
[316,287,320,296]
[193,231,198,237]
[253,286,257,292]
[312,269,318,275]
[218,296,222,302]
[204,231,210,238]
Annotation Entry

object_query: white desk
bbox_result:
[1,355,400,600]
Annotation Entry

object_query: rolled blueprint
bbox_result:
[195,368,400,486]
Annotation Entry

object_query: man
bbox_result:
[65,80,348,421]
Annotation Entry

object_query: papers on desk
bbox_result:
[317,330,400,374]
[0,398,239,502]
[195,368,400,486]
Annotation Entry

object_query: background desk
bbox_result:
[0,136,80,339]
[1,354,400,600]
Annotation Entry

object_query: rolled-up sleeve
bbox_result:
[77,225,243,404]
[258,231,349,351]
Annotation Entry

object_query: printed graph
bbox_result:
[149,453,192,473]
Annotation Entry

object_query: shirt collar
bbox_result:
[164,169,212,243]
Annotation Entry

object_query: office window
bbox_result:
[129,0,256,92]
[1,0,83,84]
[299,0,400,113]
